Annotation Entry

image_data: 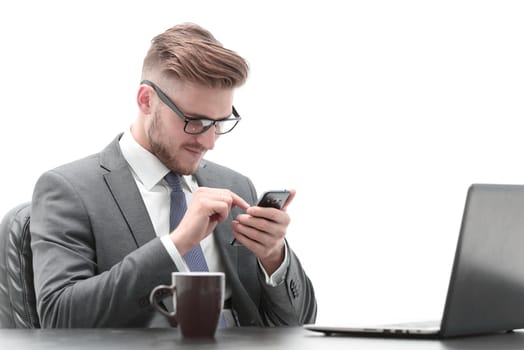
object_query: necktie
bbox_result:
[164,172,209,272]
[164,172,228,328]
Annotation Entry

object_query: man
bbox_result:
[30,22,317,328]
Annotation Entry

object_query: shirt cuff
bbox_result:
[257,241,290,287]
[160,235,189,272]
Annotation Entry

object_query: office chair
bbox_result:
[0,202,40,328]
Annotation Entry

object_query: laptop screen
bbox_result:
[441,184,524,337]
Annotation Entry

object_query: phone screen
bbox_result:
[257,190,290,209]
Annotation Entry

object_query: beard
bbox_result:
[147,111,201,175]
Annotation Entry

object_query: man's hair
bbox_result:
[142,23,249,89]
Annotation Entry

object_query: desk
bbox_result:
[1,327,524,350]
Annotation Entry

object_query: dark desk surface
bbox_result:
[1,327,524,350]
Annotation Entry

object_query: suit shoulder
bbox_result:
[198,159,256,202]
[200,159,248,179]
[34,153,105,191]
[46,153,101,177]
[37,134,123,181]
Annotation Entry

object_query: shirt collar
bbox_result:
[119,130,171,191]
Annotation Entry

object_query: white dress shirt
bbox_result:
[118,131,289,302]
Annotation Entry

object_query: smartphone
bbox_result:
[230,190,291,246]
[256,190,291,209]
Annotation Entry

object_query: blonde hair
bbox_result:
[142,23,249,88]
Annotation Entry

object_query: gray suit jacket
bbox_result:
[30,135,317,328]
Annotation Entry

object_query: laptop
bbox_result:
[304,184,524,338]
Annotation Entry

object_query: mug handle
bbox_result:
[149,284,177,319]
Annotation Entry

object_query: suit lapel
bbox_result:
[100,135,156,248]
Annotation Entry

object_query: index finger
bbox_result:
[231,192,250,210]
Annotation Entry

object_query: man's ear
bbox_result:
[137,85,153,115]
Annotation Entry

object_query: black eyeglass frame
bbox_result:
[141,80,241,135]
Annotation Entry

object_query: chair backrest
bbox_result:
[0,202,40,328]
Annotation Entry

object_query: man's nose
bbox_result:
[195,127,217,150]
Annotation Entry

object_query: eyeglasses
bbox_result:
[141,80,241,135]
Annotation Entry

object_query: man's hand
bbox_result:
[170,187,249,255]
[231,189,296,275]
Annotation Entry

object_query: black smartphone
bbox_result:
[230,190,291,246]
[256,190,291,209]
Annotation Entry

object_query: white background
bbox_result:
[1,0,524,326]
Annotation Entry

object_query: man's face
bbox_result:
[146,81,235,175]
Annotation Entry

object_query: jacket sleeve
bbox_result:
[30,170,176,327]
[257,242,317,326]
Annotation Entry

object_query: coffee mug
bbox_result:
[150,272,225,338]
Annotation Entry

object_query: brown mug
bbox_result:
[150,272,225,338]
